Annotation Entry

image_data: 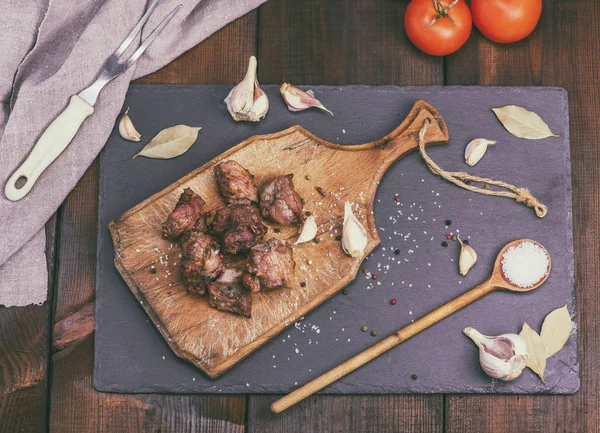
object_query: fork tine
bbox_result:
[125,4,182,67]
[114,0,162,58]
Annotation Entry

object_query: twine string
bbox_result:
[417,118,548,218]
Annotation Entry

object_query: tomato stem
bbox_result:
[427,0,459,30]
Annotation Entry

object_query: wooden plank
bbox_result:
[0,216,56,433]
[109,100,448,378]
[250,0,445,430]
[444,1,599,432]
[48,12,257,433]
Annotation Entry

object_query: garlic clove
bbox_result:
[464,138,496,166]
[463,327,528,381]
[341,201,368,258]
[280,83,333,116]
[119,108,142,142]
[225,56,269,122]
[295,214,318,244]
[458,237,477,276]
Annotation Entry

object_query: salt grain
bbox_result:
[501,241,549,288]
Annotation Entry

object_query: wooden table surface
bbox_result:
[1,1,599,432]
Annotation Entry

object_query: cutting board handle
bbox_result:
[367,99,449,171]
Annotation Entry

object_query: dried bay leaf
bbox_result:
[540,305,572,358]
[492,105,559,139]
[134,125,201,159]
[519,322,547,382]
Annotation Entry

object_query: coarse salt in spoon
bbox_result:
[271,239,551,413]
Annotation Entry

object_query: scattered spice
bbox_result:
[372,274,377,280]
[411,374,418,380]
[335,235,342,241]
[314,238,320,244]
[394,249,400,255]
[390,299,397,305]
[316,186,326,197]
[342,288,348,295]
[445,219,452,226]
[463,239,469,245]
[300,281,307,288]
[441,241,448,247]
[305,211,312,217]
[452,235,458,241]
[445,234,452,240]
[371,330,377,337]
[305,175,311,180]
[150,267,157,274]
[219,253,224,259]
[484,184,491,190]
[274,228,281,233]
[361,326,368,332]
[363,268,369,274]
[301,198,306,205]
[394,196,401,203]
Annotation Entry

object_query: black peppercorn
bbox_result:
[441,241,448,247]
[411,374,418,380]
[371,330,377,337]
[445,219,452,226]
[274,228,281,233]
[342,288,348,295]
[300,281,307,288]
[463,239,469,245]
[305,211,312,217]
[314,238,320,244]
[394,249,400,255]
[335,235,342,241]
[150,267,157,274]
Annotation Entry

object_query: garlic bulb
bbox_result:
[342,201,368,258]
[464,138,496,166]
[225,56,269,122]
[119,108,142,142]
[295,215,318,244]
[458,237,477,276]
[280,83,333,115]
[463,327,528,381]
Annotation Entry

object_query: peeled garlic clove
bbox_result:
[458,238,477,276]
[463,327,528,381]
[280,83,333,116]
[342,201,368,258]
[295,214,318,244]
[225,56,269,122]
[464,139,496,166]
[119,108,142,142]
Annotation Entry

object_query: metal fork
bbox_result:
[5,0,182,201]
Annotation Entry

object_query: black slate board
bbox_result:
[95,85,579,394]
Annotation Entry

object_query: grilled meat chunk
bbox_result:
[208,269,252,318]
[214,160,258,205]
[211,204,267,254]
[259,174,303,225]
[243,239,295,292]
[162,188,206,240]
[180,219,221,295]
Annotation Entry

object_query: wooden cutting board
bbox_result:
[109,100,449,378]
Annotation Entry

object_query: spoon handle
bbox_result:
[271,280,496,414]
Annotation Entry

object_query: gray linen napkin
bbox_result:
[0,0,266,306]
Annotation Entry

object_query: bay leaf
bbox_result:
[492,105,559,139]
[133,125,201,159]
[540,305,572,358]
[519,322,547,382]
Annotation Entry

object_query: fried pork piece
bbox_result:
[208,269,252,318]
[243,239,295,292]
[259,174,303,225]
[162,188,206,240]
[214,160,258,204]
[211,204,267,254]
[180,219,221,295]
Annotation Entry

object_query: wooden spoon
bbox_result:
[271,239,551,414]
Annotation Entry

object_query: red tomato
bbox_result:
[404,0,472,56]
[470,0,542,43]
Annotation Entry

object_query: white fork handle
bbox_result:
[5,95,94,201]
